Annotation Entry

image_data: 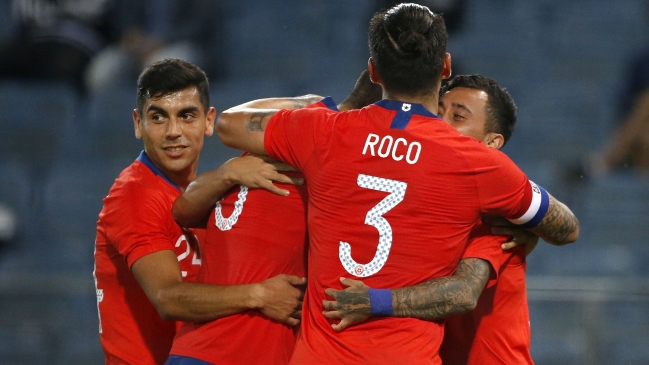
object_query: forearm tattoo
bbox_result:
[246,111,273,132]
[392,258,490,320]
[532,196,579,245]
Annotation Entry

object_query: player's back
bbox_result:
[273,100,532,364]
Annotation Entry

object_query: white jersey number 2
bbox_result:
[339,174,407,277]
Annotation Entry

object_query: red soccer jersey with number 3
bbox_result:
[264,100,545,365]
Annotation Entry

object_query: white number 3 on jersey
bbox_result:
[339,174,407,277]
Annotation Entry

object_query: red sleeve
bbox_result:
[264,107,334,171]
[103,182,176,268]
[462,223,508,288]
[471,148,548,226]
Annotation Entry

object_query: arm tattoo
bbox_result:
[531,195,580,245]
[246,111,273,132]
[332,291,371,316]
[392,258,491,320]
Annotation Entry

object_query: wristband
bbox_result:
[369,288,393,317]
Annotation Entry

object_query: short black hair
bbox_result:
[368,3,447,97]
[441,74,517,145]
[136,58,210,115]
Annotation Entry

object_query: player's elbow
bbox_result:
[215,112,237,148]
[462,289,481,313]
[171,199,188,227]
[544,219,580,246]
[565,223,579,244]
[152,287,186,321]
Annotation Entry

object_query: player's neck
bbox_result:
[383,91,439,115]
[161,165,196,192]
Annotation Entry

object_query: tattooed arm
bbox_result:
[322,258,491,331]
[484,193,579,246]
[528,193,579,245]
[216,95,323,155]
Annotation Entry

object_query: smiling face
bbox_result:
[133,86,215,188]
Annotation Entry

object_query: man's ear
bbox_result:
[442,53,452,79]
[204,107,216,137]
[133,109,142,139]
[485,133,504,150]
[368,58,382,85]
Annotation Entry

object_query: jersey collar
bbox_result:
[136,151,181,191]
[374,99,442,130]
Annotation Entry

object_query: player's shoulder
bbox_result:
[105,160,176,207]
[110,161,154,192]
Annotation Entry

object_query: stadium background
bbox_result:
[0,0,648,364]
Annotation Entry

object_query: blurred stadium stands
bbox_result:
[0,0,647,364]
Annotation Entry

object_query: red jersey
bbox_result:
[170,174,308,365]
[264,100,548,365]
[94,151,203,365]
[441,231,534,365]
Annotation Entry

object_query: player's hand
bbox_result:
[322,277,371,332]
[253,274,306,326]
[481,214,514,228]
[483,215,540,256]
[491,226,539,256]
[223,155,303,196]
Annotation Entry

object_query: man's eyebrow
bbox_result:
[179,106,200,115]
[451,102,472,115]
[146,105,169,116]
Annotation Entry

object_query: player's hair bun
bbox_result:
[382,3,434,59]
[397,31,429,58]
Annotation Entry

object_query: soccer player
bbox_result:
[216,4,578,364]
[165,70,382,365]
[94,58,303,365]
[438,75,537,365]
[323,74,541,364]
